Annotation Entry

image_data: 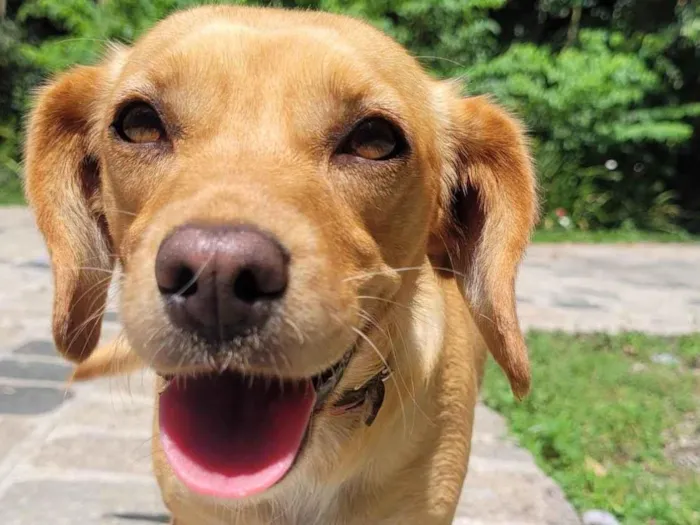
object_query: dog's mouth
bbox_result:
[157,348,353,500]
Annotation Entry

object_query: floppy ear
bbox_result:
[429,94,538,399]
[24,64,114,363]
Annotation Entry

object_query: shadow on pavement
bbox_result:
[110,513,171,523]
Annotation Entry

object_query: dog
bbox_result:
[24,4,537,524]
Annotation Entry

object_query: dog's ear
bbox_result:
[429,94,538,399]
[24,63,115,363]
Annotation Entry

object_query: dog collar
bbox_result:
[330,365,392,426]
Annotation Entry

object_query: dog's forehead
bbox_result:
[115,8,430,114]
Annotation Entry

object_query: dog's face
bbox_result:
[25,5,536,503]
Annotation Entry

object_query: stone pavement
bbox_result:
[0,206,698,524]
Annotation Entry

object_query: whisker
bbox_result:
[413,55,468,69]
[102,206,137,218]
[175,252,215,297]
[283,318,305,345]
[52,265,117,275]
[343,265,468,283]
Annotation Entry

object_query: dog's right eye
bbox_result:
[113,102,165,144]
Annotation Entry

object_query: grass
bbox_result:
[0,172,24,205]
[533,229,699,243]
[0,184,24,204]
[482,332,700,525]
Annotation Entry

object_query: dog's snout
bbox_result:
[155,224,289,343]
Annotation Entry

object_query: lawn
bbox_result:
[532,229,699,244]
[482,332,700,525]
[0,171,23,205]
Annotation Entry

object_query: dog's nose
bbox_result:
[155,224,289,343]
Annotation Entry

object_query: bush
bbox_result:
[466,31,700,231]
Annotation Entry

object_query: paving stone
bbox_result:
[0,385,73,415]
[471,403,507,438]
[470,438,535,464]
[0,416,33,461]
[58,398,153,432]
[17,258,50,270]
[32,435,153,475]
[77,372,157,400]
[564,287,619,300]
[554,298,603,310]
[109,513,170,524]
[103,311,120,323]
[12,340,58,357]
[0,331,38,357]
[0,358,72,382]
[0,480,168,525]
[458,470,580,524]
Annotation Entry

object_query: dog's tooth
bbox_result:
[157,376,173,395]
[217,354,232,374]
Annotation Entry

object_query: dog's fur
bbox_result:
[24,5,537,524]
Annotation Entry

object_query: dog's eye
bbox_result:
[339,118,405,161]
[113,102,165,144]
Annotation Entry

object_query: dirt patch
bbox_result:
[665,410,700,473]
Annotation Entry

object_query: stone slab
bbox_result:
[12,341,58,358]
[0,416,33,462]
[0,358,73,382]
[58,398,153,432]
[32,435,154,475]
[0,385,73,416]
[458,470,580,524]
[0,480,168,525]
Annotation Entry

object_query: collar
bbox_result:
[330,364,392,426]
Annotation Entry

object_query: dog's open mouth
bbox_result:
[158,349,353,499]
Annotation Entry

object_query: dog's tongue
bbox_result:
[159,372,315,499]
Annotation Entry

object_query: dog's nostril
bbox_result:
[159,266,198,297]
[233,269,260,303]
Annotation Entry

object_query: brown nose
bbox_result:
[155,224,289,343]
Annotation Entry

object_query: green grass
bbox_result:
[0,172,24,205]
[482,331,700,525]
[0,184,24,204]
[533,229,699,243]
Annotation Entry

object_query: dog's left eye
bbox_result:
[113,102,165,144]
[338,118,406,161]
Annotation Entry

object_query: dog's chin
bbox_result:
[156,347,354,500]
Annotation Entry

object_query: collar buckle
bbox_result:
[332,364,392,427]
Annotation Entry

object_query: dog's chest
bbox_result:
[181,489,350,525]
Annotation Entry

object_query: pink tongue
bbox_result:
[159,372,315,499]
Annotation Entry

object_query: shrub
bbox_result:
[465,31,700,231]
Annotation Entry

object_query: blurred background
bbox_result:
[1,0,699,238]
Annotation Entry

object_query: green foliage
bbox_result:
[0,0,698,233]
[466,31,699,230]
[482,331,700,524]
[317,0,507,75]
